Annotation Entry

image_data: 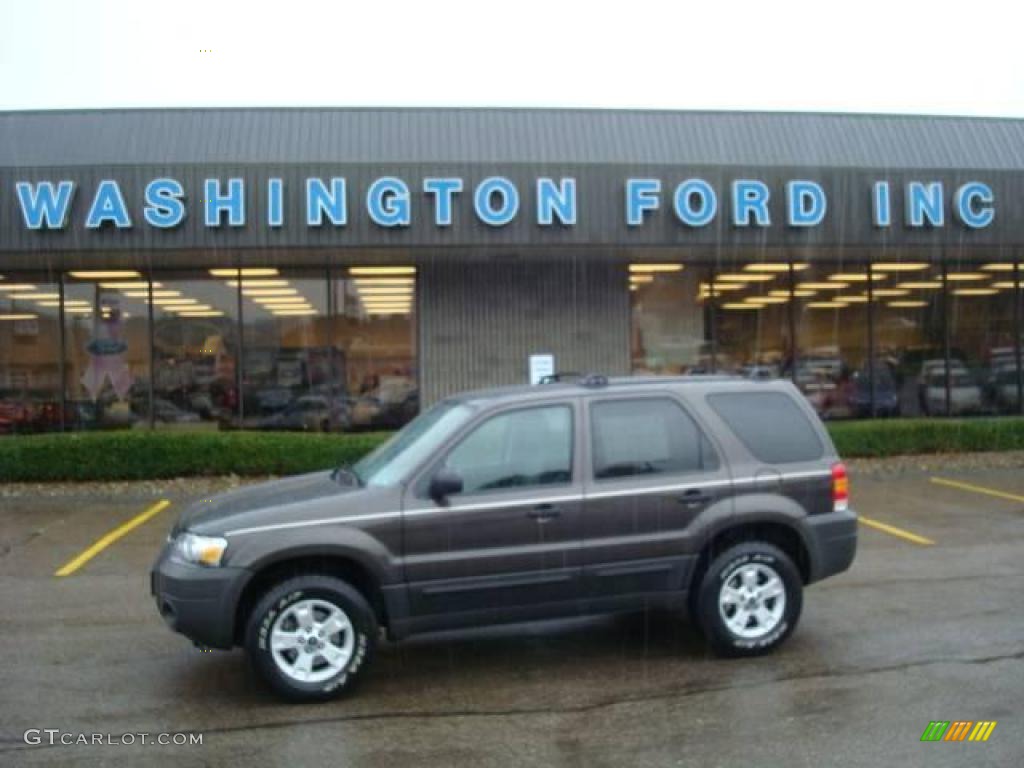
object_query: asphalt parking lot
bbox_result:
[1,464,1022,767]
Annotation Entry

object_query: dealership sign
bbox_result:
[9,176,996,232]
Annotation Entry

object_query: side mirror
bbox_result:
[429,467,463,504]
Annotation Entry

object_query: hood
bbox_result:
[173,470,366,536]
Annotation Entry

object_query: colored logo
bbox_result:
[920,721,997,742]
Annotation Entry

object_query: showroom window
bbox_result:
[629,263,708,374]
[0,270,63,434]
[330,266,417,431]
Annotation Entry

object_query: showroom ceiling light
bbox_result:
[992,282,1020,289]
[898,281,943,289]
[100,281,159,289]
[226,279,290,287]
[871,289,910,297]
[716,273,775,282]
[242,288,298,296]
[829,273,886,282]
[208,268,280,277]
[64,307,93,314]
[767,289,816,298]
[701,282,745,292]
[629,264,684,273]
[356,286,414,295]
[953,288,999,296]
[37,300,90,307]
[832,296,870,303]
[980,263,1024,271]
[176,310,224,317]
[271,308,318,316]
[744,296,789,304]
[8,292,59,300]
[720,303,762,310]
[0,313,38,320]
[151,298,200,306]
[797,282,848,290]
[351,278,415,286]
[943,272,988,281]
[124,290,181,298]
[0,284,38,291]
[255,297,309,305]
[349,266,416,276]
[871,262,929,271]
[743,263,808,272]
[888,301,928,308]
[68,270,141,279]
[366,308,411,315]
[629,274,654,284]
[806,301,849,309]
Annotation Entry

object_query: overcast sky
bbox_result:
[1,0,1022,116]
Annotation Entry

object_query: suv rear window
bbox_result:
[591,397,719,480]
[707,391,824,464]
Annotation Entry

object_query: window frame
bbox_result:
[413,399,579,501]
[585,393,722,484]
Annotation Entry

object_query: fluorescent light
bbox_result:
[798,282,848,290]
[99,281,159,289]
[768,289,817,298]
[9,292,60,300]
[365,308,411,315]
[349,266,416,276]
[629,264,684,273]
[744,296,788,304]
[720,303,762,310]
[992,282,1019,289]
[152,298,200,306]
[0,313,38,320]
[744,263,808,272]
[123,290,181,298]
[176,310,225,317]
[980,263,1024,271]
[832,296,870,303]
[872,289,910,297]
[629,275,654,284]
[68,270,141,279]
[254,297,310,305]
[716,273,775,282]
[701,282,745,292]
[37,300,91,307]
[271,308,318,316]
[208,268,279,277]
[351,278,415,286]
[65,307,93,314]
[243,288,298,296]
[805,301,849,309]
[898,281,942,289]
[0,284,38,291]
[356,287,414,296]
[871,262,929,271]
[226,279,290,287]
[943,272,988,281]
[887,301,928,308]
[953,288,998,296]
[829,273,886,282]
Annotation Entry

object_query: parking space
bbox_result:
[0,467,1021,767]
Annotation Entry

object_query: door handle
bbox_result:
[677,489,712,506]
[527,503,562,521]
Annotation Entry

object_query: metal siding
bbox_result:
[418,259,630,404]
[2,108,1024,169]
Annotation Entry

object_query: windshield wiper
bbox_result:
[330,463,362,487]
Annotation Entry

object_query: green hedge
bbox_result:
[826,417,1024,459]
[2,418,1024,482]
[0,430,392,482]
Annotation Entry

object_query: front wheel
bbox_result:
[245,574,377,701]
[694,542,802,656]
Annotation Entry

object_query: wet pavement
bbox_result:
[1,466,1022,767]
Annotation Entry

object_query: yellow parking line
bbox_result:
[931,476,1024,505]
[54,500,171,577]
[858,515,935,546]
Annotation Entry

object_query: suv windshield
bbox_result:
[352,400,476,487]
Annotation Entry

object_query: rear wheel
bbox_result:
[695,542,802,656]
[245,574,377,701]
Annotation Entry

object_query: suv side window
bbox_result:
[590,397,719,480]
[707,391,824,463]
[443,405,573,495]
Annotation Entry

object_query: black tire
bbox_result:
[694,542,802,657]
[244,574,377,702]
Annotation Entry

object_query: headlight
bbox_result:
[171,532,228,567]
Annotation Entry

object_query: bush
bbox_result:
[3,418,1024,482]
[827,417,1024,458]
[0,430,392,482]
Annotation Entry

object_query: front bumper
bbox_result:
[150,544,250,649]
[801,508,858,584]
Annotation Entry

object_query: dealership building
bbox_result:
[0,107,1022,434]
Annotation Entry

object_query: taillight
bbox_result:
[832,462,849,512]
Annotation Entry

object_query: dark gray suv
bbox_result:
[152,376,857,701]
